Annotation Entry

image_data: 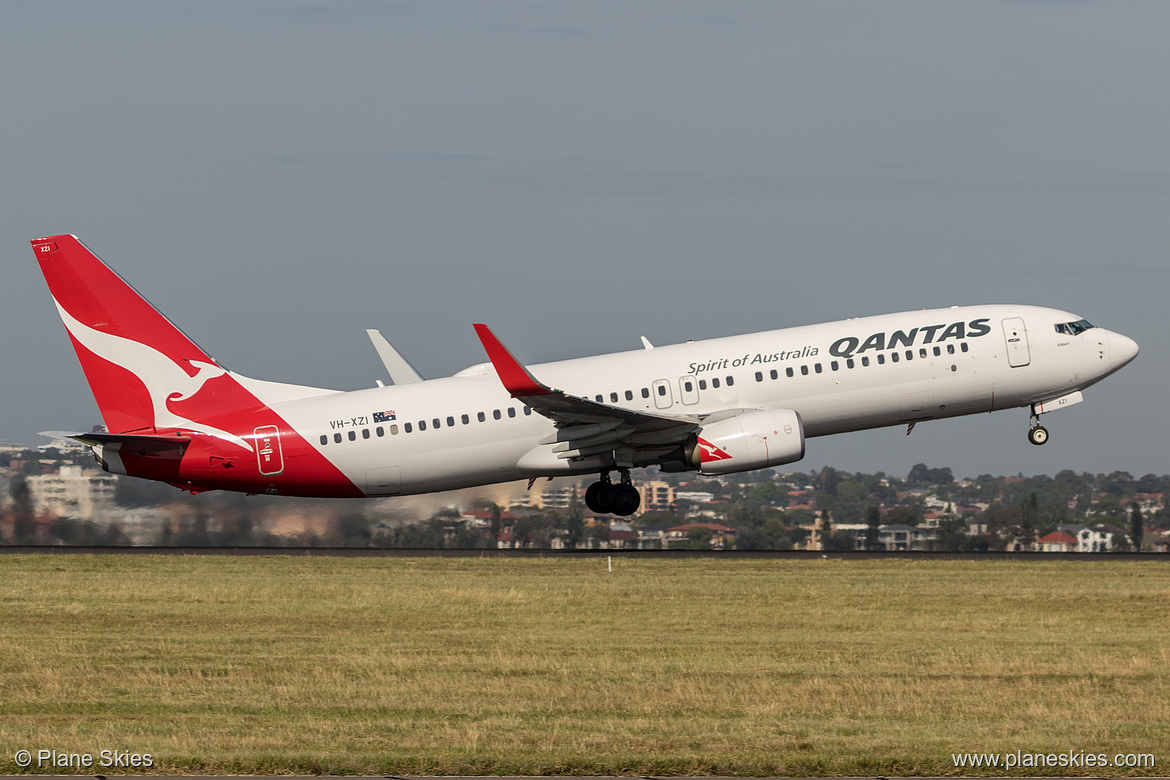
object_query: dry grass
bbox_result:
[0,555,1167,775]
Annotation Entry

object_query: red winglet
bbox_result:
[473,324,554,397]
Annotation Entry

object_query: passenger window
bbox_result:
[726,376,734,386]
[891,352,899,363]
[770,369,778,380]
[712,378,721,388]
[906,350,913,360]
[433,418,441,429]
[334,432,342,443]
[507,407,516,418]
[642,387,650,398]
[362,428,370,439]
[961,343,969,353]
[847,358,855,369]
[377,426,385,437]
[699,379,707,390]
[878,354,886,365]
[404,423,413,433]
[920,348,927,359]
[657,385,667,396]
[683,382,693,392]
[800,365,809,376]
[786,367,794,378]
[947,344,955,354]
[477,412,485,422]
[831,361,839,371]
[524,406,532,415]
[814,363,822,373]
[862,356,870,366]
[447,416,455,427]
[319,435,328,446]
[493,409,501,420]
[419,420,427,431]
[610,392,619,403]
[390,424,398,435]
[462,414,469,424]
[348,430,356,441]
[595,395,604,403]
[934,346,941,356]
[755,371,763,382]
[625,390,633,401]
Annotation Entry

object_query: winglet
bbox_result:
[473,324,554,397]
[366,329,424,384]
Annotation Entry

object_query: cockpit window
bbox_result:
[1055,319,1094,336]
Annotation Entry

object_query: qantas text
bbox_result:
[829,318,991,359]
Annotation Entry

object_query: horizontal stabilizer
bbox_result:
[40,429,190,448]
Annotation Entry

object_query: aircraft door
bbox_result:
[1002,317,1031,367]
[679,375,700,405]
[254,425,285,476]
[652,379,674,409]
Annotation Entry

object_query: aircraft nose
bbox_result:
[1109,331,1140,370]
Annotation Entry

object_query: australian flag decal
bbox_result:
[373,410,396,423]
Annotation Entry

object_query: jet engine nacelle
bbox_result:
[687,408,805,476]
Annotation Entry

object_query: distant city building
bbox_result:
[0,440,27,456]
[26,465,116,520]
[1081,524,1129,552]
[530,484,578,510]
[639,480,675,513]
[879,524,924,551]
[1037,530,1078,552]
[664,522,737,549]
[38,437,89,455]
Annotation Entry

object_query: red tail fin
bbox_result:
[32,235,229,435]
[31,234,363,497]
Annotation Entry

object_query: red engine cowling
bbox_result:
[687,408,805,475]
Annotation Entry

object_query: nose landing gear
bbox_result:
[584,469,641,516]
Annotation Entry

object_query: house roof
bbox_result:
[1038,530,1077,545]
[668,522,737,533]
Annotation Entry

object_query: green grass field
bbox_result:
[0,554,1166,776]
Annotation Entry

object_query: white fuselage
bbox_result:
[262,305,1136,497]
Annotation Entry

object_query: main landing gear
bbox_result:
[1027,413,1049,446]
[584,469,641,516]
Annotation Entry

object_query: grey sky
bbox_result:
[2,1,1166,480]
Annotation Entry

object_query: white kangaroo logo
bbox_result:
[54,299,253,452]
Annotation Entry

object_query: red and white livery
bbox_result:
[31,234,1139,515]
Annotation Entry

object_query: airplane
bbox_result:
[30,234,1139,516]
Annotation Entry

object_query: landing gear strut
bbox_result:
[1027,413,1049,446]
[584,469,641,516]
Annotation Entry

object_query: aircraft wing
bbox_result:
[474,324,699,468]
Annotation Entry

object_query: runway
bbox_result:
[3,777,1154,780]
[2,776,1152,780]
